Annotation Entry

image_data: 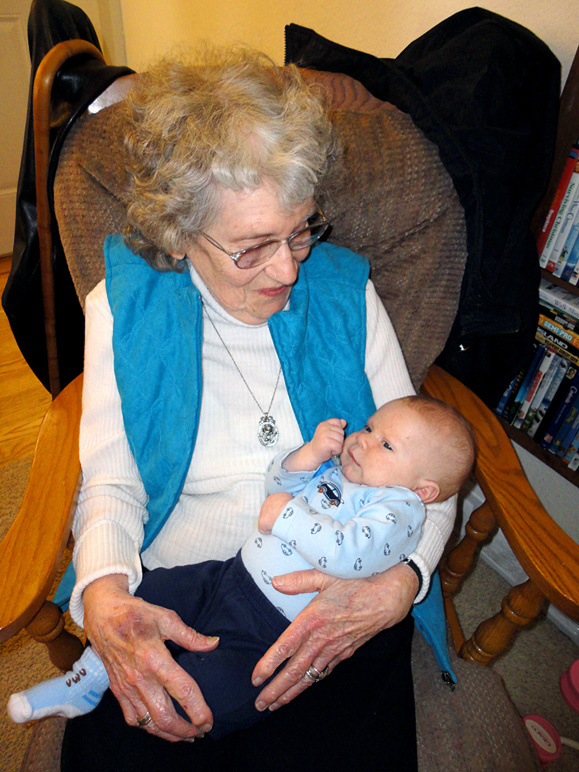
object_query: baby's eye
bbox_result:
[382,441,393,451]
[363,425,371,433]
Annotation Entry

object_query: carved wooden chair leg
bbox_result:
[441,499,496,652]
[461,579,546,666]
[442,499,496,597]
[25,600,84,672]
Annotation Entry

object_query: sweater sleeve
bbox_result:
[364,281,456,601]
[69,281,149,626]
[264,448,318,496]
[272,485,425,578]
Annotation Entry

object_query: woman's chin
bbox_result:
[256,291,290,318]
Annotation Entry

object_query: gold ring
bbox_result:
[305,664,330,683]
[136,711,152,728]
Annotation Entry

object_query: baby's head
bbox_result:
[340,395,476,503]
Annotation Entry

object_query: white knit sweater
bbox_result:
[70,263,454,624]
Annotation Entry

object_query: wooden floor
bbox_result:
[0,255,51,465]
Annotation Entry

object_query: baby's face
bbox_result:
[340,401,435,490]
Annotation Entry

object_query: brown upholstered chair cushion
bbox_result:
[412,631,539,771]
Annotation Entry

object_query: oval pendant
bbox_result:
[258,415,279,447]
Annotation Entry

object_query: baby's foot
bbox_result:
[7,647,109,723]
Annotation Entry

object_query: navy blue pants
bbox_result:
[135,552,289,739]
[62,561,417,771]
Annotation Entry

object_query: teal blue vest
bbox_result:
[56,234,454,681]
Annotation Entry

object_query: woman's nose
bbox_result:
[267,242,299,284]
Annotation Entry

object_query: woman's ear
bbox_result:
[413,480,440,505]
[170,251,187,260]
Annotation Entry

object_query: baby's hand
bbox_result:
[258,493,293,534]
[282,419,347,473]
[309,418,347,465]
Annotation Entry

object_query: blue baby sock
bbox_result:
[7,646,110,723]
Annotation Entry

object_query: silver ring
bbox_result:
[136,711,152,728]
[305,664,330,683]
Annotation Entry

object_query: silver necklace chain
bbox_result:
[202,300,281,447]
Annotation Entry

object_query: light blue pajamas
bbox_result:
[241,450,426,621]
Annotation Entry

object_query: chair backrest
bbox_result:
[52,64,467,389]
[33,39,105,396]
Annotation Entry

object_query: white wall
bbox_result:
[514,444,579,542]
[119,0,578,86]
[76,0,127,65]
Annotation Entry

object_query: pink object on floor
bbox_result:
[523,715,562,765]
[560,659,579,713]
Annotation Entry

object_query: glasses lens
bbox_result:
[235,215,330,269]
[288,221,329,252]
[235,242,279,269]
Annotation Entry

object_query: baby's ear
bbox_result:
[413,480,440,505]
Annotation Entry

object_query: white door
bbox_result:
[0,0,32,256]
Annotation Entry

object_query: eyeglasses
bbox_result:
[199,208,330,269]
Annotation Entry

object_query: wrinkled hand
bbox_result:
[82,574,219,741]
[251,561,418,711]
[258,492,293,534]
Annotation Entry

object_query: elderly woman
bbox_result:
[61,47,455,771]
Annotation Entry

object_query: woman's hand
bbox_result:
[258,492,293,534]
[251,561,418,711]
[82,574,219,742]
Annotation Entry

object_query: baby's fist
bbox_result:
[311,418,347,461]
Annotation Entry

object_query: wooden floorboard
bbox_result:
[0,255,51,465]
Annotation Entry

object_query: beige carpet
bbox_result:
[0,456,76,772]
[455,563,579,770]
[1,457,578,772]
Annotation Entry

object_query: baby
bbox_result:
[8,395,475,738]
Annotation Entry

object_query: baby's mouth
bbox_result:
[348,448,360,466]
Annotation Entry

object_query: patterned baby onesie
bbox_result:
[241,449,425,620]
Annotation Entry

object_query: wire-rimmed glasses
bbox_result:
[200,208,330,269]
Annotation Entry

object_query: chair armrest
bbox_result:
[422,364,579,620]
[0,374,83,641]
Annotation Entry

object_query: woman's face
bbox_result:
[180,185,315,325]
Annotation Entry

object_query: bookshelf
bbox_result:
[540,267,579,295]
[502,41,579,484]
[502,421,579,485]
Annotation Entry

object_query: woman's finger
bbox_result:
[84,581,218,739]
[109,654,211,741]
[111,681,187,742]
[251,570,339,685]
[255,651,328,712]
[108,634,214,739]
[152,656,214,734]
[270,567,338,597]
[253,621,358,711]
[252,607,314,687]
[267,658,337,712]
[258,631,372,711]
[253,564,419,711]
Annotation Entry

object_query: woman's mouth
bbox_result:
[258,286,289,298]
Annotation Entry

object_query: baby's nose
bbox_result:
[357,432,370,448]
